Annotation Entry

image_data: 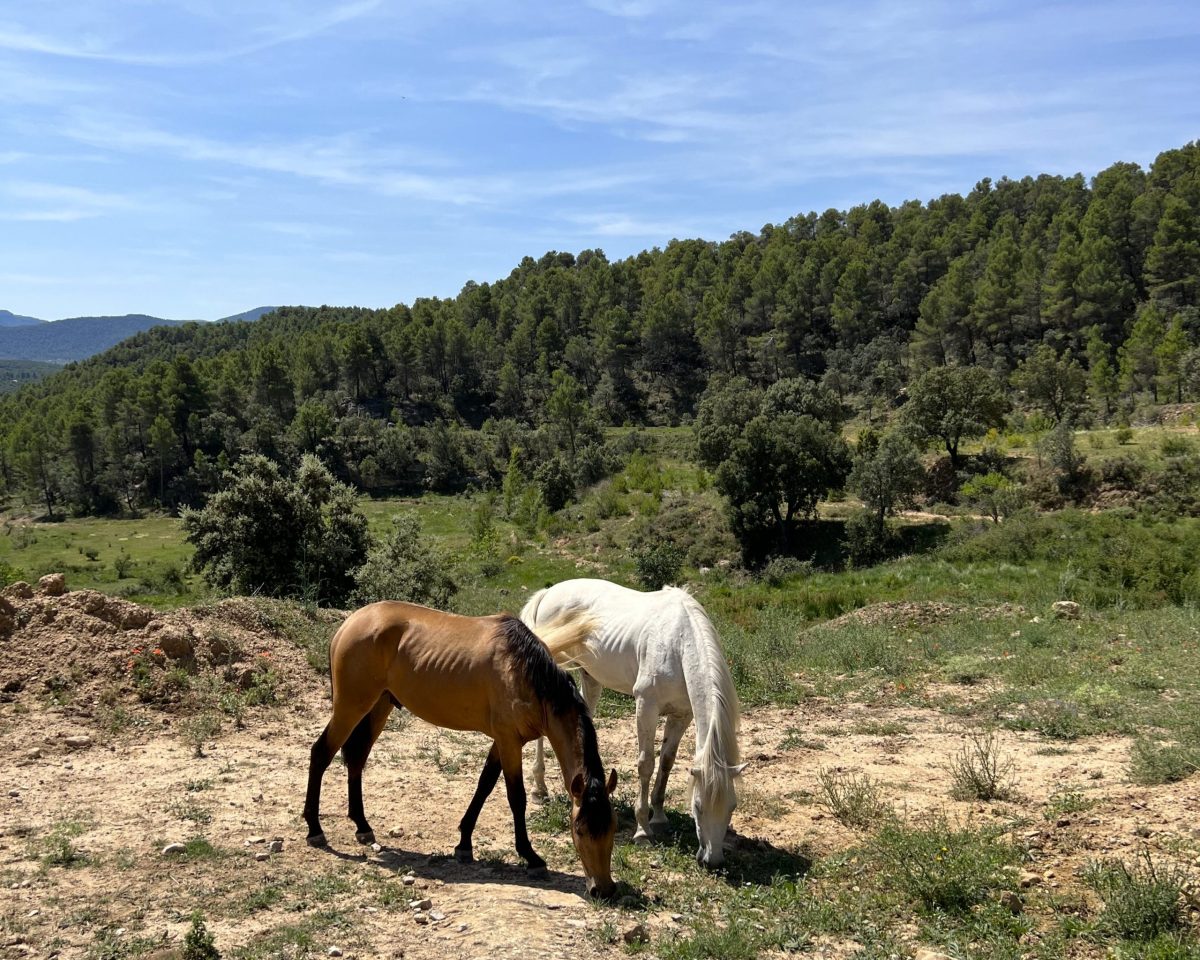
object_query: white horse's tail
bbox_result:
[528,608,600,664]
[519,587,548,628]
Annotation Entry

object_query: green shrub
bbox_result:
[946,730,1016,801]
[1130,739,1200,786]
[760,556,812,586]
[1116,427,1134,445]
[183,912,221,960]
[1084,850,1190,941]
[182,454,370,606]
[845,509,895,567]
[634,540,684,590]
[353,513,457,608]
[113,549,134,579]
[816,768,893,829]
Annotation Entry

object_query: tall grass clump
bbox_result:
[946,730,1017,801]
[816,768,893,830]
[1084,850,1191,942]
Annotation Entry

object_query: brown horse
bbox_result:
[302,601,619,898]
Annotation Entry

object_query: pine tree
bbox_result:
[1119,302,1168,398]
[1145,195,1200,308]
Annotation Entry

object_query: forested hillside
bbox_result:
[2,142,1198,520]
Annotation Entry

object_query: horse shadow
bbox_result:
[311,834,638,902]
[626,807,812,888]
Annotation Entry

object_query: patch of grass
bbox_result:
[1043,787,1096,821]
[37,817,93,868]
[1084,849,1192,942]
[849,719,911,736]
[815,768,893,830]
[167,798,213,825]
[1130,739,1200,786]
[659,922,759,960]
[946,730,1017,801]
[871,814,1021,914]
[528,794,571,833]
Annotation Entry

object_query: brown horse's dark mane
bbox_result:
[497,615,612,837]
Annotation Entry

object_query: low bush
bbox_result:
[1084,850,1190,941]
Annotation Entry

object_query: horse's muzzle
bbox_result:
[587,879,617,900]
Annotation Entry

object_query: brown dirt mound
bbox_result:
[0,579,342,716]
[814,600,1027,630]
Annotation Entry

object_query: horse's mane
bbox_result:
[495,615,611,836]
[664,586,742,803]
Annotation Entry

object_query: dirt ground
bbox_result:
[2,589,1199,960]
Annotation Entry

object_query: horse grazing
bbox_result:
[302,601,618,898]
[521,579,743,868]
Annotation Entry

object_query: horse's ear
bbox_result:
[731,763,747,776]
[570,772,586,800]
[690,767,701,778]
[606,768,618,795]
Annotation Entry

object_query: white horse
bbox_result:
[520,578,743,868]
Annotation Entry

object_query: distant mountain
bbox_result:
[0,306,281,362]
[0,314,187,363]
[0,310,45,327]
[218,306,280,323]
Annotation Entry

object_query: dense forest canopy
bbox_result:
[3,141,1199,519]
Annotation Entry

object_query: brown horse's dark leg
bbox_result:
[303,708,371,847]
[455,743,501,864]
[303,723,338,846]
[499,744,545,876]
[342,696,394,844]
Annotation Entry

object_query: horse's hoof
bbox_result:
[632,832,651,846]
[355,830,376,845]
[648,821,669,837]
[306,833,328,848]
[530,791,548,805]
[454,847,474,864]
[527,865,549,880]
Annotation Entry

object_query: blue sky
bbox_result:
[1,1,1198,320]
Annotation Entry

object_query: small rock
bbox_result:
[998,890,1023,914]
[255,852,270,862]
[413,898,432,911]
[7,790,18,798]
[388,827,405,838]
[413,913,429,925]
[1052,600,1081,620]
[402,875,415,886]
[26,748,41,760]
[670,914,684,923]
[327,948,343,957]
[268,840,284,853]
[162,842,186,855]
[4,581,33,600]
[1019,871,1042,888]
[36,574,66,597]
[1055,817,1070,828]
[64,735,92,750]
[455,923,467,932]
[566,919,587,929]
[429,911,445,922]
[622,924,649,945]
[914,950,952,960]
[371,842,382,853]
[246,836,266,845]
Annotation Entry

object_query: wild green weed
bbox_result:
[1084,850,1191,942]
[946,730,1016,801]
[816,768,893,830]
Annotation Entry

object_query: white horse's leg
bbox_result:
[649,713,689,834]
[632,694,659,845]
[580,671,603,716]
[530,737,549,800]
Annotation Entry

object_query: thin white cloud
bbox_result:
[0,0,380,66]
[0,180,142,221]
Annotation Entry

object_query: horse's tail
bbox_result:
[519,587,549,628]
[529,608,600,665]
